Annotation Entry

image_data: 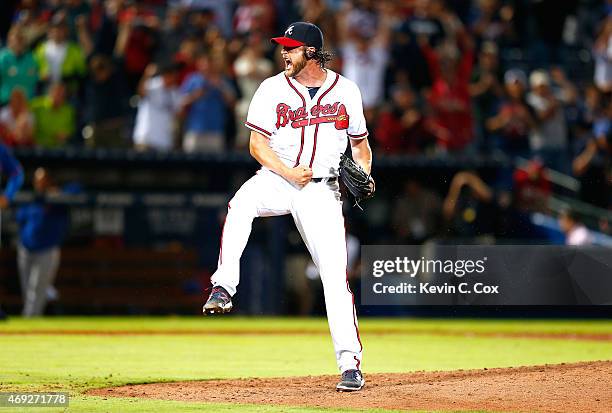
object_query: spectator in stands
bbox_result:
[374,84,435,153]
[64,0,92,40]
[180,53,236,153]
[182,1,235,38]
[182,8,214,39]
[393,0,446,90]
[234,0,277,37]
[512,158,551,213]
[11,3,49,50]
[391,179,441,243]
[593,15,612,93]
[0,88,35,147]
[114,1,160,93]
[73,13,95,57]
[526,69,574,172]
[16,167,75,317]
[339,1,392,118]
[205,27,232,74]
[174,35,200,85]
[485,69,535,158]
[420,31,475,152]
[442,169,529,239]
[298,0,339,48]
[33,15,86,91]
[442,170,495,238]
[341,0,378,41]
[572,98,612,209]
[92,0,122,57]
[83,54,129,147]
[133,62,181,152]
[470,41,503,146]
[470,0,517,47]
[155,6,185,63]
[30,82,75,148]
[570,85,603,144]
[233,33,273,149]
[0,27,39,105]
[429,0,465,46]
[558,209,593,246]
[400,0,446,46]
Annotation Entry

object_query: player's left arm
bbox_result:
[349,137,372,175]
[346,80,371,175]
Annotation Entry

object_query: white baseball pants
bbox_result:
[211,169,363,372]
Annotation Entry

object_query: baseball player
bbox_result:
[203,22,372,392]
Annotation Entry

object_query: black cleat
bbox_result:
[336,369,365,392]
[203,286,233,315]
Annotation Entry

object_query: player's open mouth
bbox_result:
[284,58,292,70]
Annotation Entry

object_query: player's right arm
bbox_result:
[246,77,313,186]
[249,131,312,186]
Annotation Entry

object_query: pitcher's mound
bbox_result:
[90,360,611,412]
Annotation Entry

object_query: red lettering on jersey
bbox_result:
[327,102,339,115]
[276,103,309,129]
[292,106,307,121]
[275,103,290,128]
[276,102,348,130]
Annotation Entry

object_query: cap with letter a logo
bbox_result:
[271,22,324,50]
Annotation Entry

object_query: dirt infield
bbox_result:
[90,360,611,412]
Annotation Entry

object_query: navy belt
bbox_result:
[311,177,337,183]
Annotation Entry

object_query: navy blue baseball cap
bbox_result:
[271,22,323,50]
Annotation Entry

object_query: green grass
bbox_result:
[2,316,612,335]
[1,317,611,412]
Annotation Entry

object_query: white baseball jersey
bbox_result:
[211,68,366,374]
[245,70,368,177]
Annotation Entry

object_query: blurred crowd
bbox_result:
[2,1,612,319]
[0,1,610,201]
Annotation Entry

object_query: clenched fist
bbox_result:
[285,165,313,187]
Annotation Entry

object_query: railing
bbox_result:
[12,147,511,169]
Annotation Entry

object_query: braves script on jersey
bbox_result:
[245,70,368,177]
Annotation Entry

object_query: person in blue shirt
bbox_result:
[0,142,23,319]
[16,167,76,317]
[572,100,612,209]
[0,142,24,210]
[180,53,236,153]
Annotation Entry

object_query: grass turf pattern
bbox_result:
[1,317,611,412]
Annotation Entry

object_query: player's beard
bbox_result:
[285,53,307,77]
